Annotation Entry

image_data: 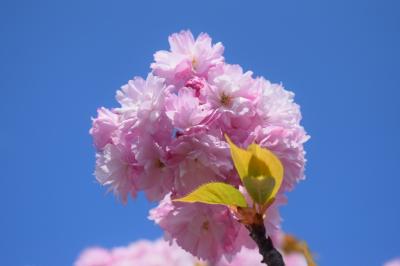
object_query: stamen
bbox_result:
[202,221,209,231]
[156,159,165,168]
[192,57,198,70]
[220,92,231,106]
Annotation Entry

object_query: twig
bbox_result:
[246,214,285,266]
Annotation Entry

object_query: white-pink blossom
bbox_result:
[167,132,233,196]
[151,30,224,85]
[134,136,173,201]
[74,239,200,266]
[149,195,241,262]
[95,143,138,203]
[75,247,112,266]
[165,87,211,130]
[255,77,302,128]
[90,107,120,150]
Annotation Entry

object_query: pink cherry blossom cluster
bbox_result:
[74,239,198,266]
[90,30,309,262]
[75,238,308,266]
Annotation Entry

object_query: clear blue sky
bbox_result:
[1,0,399,265]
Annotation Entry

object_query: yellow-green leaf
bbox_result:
[243,175,275,204]
[225,135,284,205]
[173,182,248,208]
[247,143,284,201]
[248,153,272,177]
[225,134,252,181]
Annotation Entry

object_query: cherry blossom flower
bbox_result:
[75,247,112,266]
[149,195,241,262]
[74,239,200,266]
[90,107,120,150]
[151,30,224,85]
[134,136,173,201]
[167,132,233,196]
[165,87,211,130]
[95,143,138,203]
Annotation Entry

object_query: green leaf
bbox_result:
[173,182,248,208]
[248,154,272,178]
[225,135,284,206]
[243,175,275,204]
[246,144,284,202]
[225,134,252,182]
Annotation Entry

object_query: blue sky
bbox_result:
[1,0,399,265]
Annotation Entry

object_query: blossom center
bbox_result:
[185,77,204,97]
[156,159,165,169]
[201,220,209,231]
[220,92,231,106]
[191,57,198,70]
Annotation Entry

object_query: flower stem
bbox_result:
[247,214,285,266]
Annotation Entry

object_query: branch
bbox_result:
[246,214,285,266]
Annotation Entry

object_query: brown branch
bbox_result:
[246,214,285,266]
